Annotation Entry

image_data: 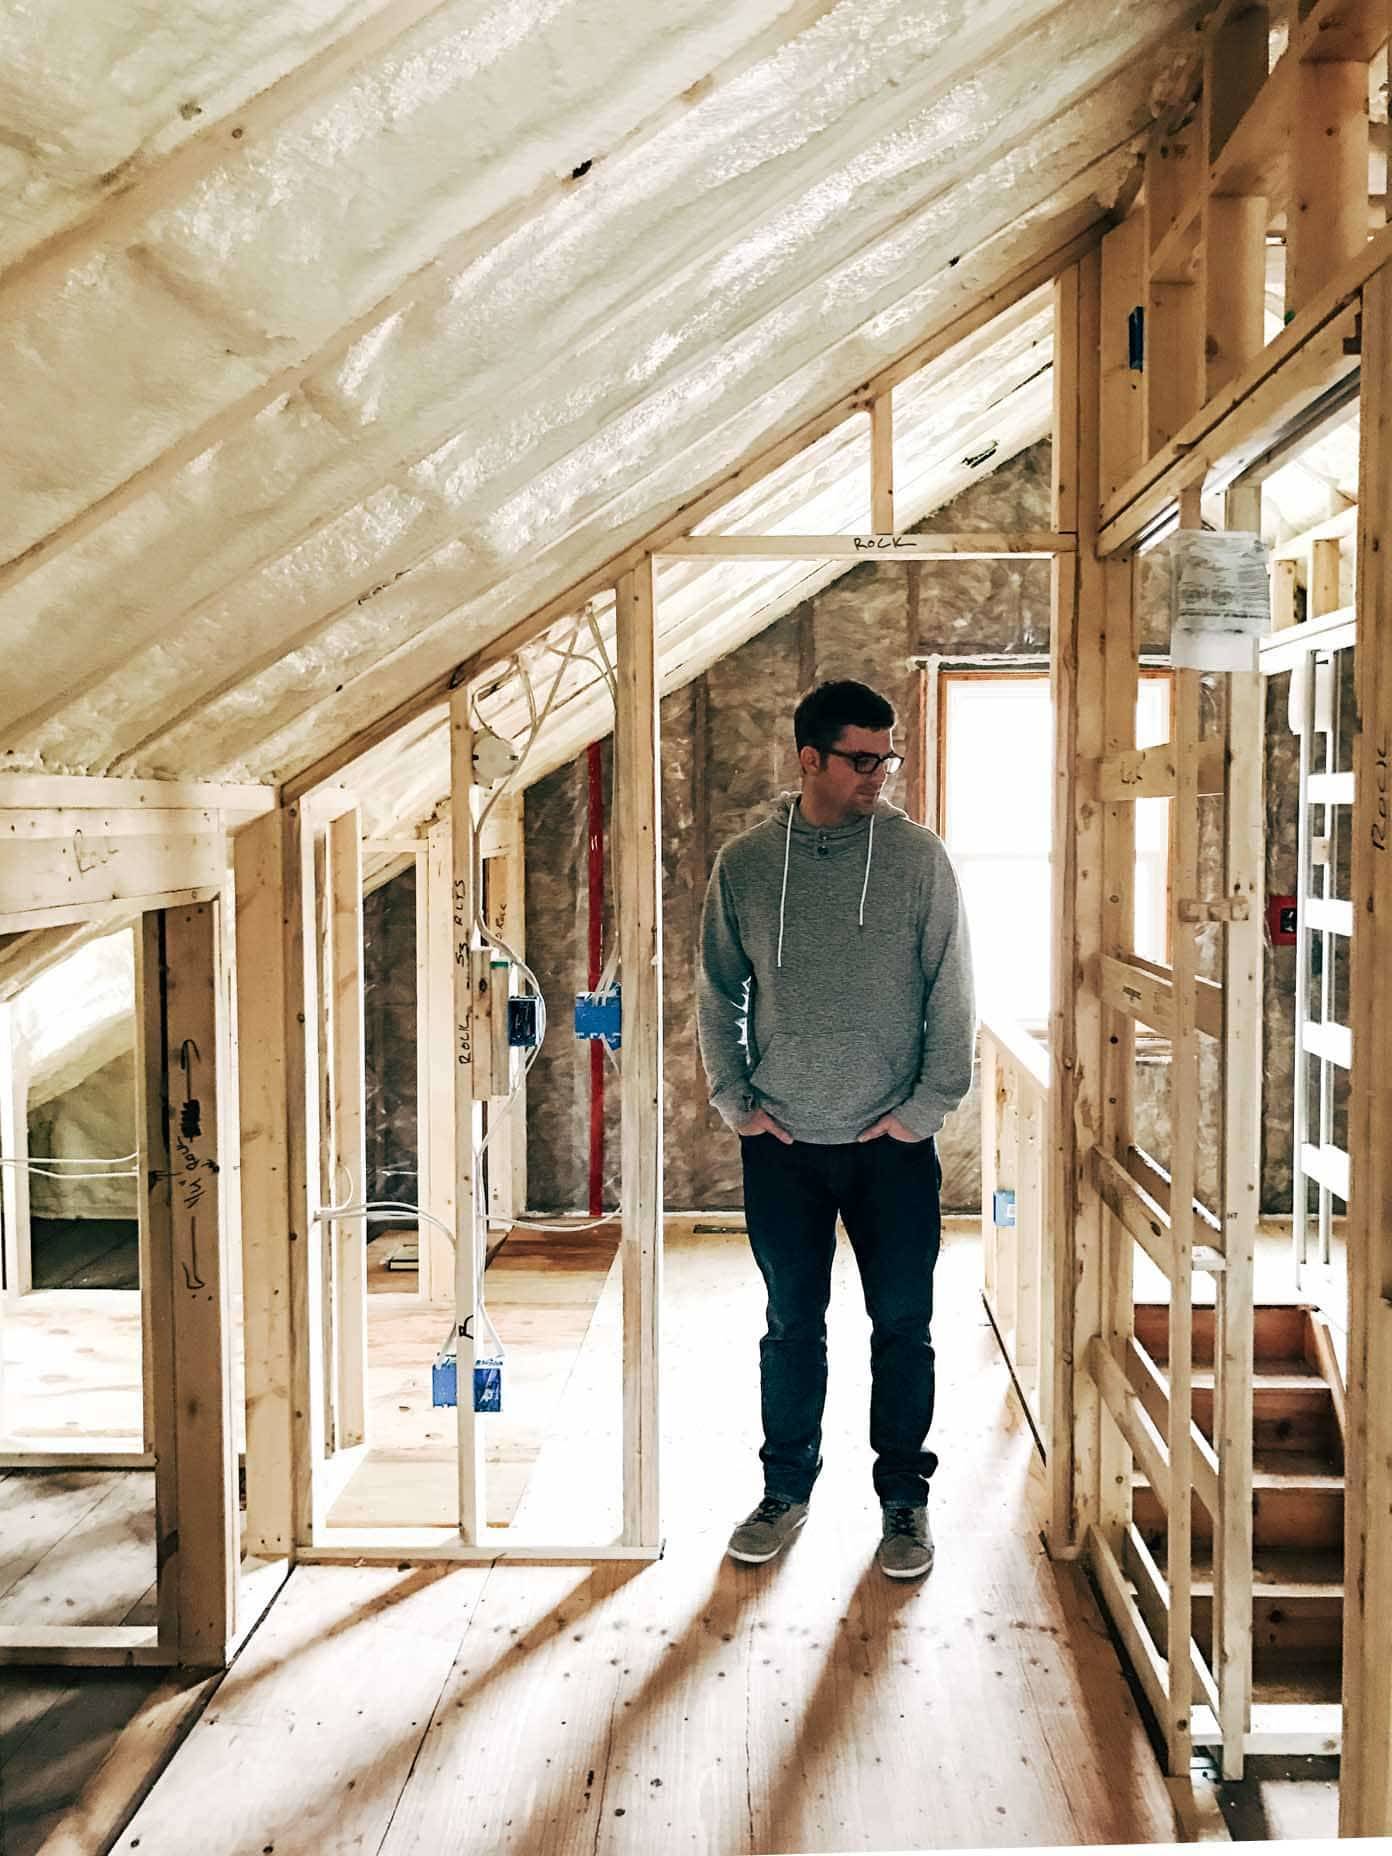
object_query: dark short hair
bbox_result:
[793,679,896,755]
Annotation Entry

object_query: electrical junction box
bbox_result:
[432,1334,503,1413]
[992,1188,1017,1229]
[507,996,540,1048]
[574,984,622,1050]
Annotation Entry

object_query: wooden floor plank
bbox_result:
[120,1225,1177,1853]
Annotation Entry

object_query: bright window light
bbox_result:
[940,672,1171,1025]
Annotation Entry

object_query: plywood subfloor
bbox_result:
[0,1290,144,1444]
[329,1228,620,1531]
[123,1225,1181,1853]
[0,1467,157,1856]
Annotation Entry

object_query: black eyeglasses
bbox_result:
[824,748,904,775]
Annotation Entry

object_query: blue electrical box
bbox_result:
[992,1188,1017,1229]
[574,984,622,1050]
[432,1335,503,1412]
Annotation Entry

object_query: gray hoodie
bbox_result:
[697,794,976,1145]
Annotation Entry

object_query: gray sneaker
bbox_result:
[876,1502,934,1579]
[727,1495,809,1564]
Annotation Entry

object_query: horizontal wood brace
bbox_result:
[1089,1332,1171,1508]
[1125,1335,1221,1521]
[661,531,1074,559]
[979,1014,1051,1093]
[0,775,272,815]
[1098,218,1378,554]
[1124,1525,1222,1723]
[1100,954,1222,1040]
[1177,895,1250,923]
[1097,739,1225,800]
[1093,1145,1174,1280]
[0,883,224,938]
[1088,1525,1170,1732]
[0,833,227,921]
[1124,1146,1226,1247]
[302,1532,662,1563]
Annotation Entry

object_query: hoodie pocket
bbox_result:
[751,1031,905,1125]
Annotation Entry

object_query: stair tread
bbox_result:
[1253,1449,1344,1489]
[1189,1367,1327,1391]
[1173,1553,1343,1599]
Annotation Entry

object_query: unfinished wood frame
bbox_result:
[0,1001,31,1304]
[0,895,242,1669]
[1041,190,1273,1778]
[1340,260,1392,1838]
[979,1015,1049,1447]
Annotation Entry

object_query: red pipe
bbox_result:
[586,741,605,1217]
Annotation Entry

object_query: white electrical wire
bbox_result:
[0,1155,138,1179]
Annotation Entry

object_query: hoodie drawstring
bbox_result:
[777,802,877,967]
[858,811,875,929]
[776,802,794,968]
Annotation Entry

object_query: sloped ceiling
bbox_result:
[2,0,1203,822]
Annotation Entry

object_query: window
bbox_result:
[938,671,1170,1025]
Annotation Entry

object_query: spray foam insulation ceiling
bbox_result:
[2,0,1210,832]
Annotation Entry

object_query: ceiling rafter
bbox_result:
[0,0,847,602]
[0,0,457,301]
[27,110,1118,773]
[281,214,1103,806]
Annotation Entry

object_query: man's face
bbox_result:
[799,723,897,818]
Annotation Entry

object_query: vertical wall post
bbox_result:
[450,695,484,1541]
[1340,262,1392,1838]
[329,808,368,1448]
[870,393,895,533]
[0,1003,31,1302]
[234,810,294,1559]
[423,816,456,1301]
[616,558,664,1549]
[140,902,238,1664]
[1216,485,1262,1779]
[282,801,326,1545]
[1048,251,1106,1555]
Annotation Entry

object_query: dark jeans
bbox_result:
[739,1132,943,1508]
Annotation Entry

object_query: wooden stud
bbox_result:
[1213,487,1263,1780]
[1204,4,1270,161]
[449,695,484,1542]
[1099,553,1140,1559]
[314,830,338,1457]
[869,395,895,534]
[1205,196,1268,399]
[1340,260,1392,1839]
[1164,647,1202,1777]
[0,1003,31,1303]
[281,802,327,1545]
[233,810,294,1559]
[615,558,663,1550]
[420,816,456,1302]
[1048,252,1106,1556]
[1098,228,1381,555]
[1271,557,1300,630]
[1099,215,1146,505]
[1287,62,1369,318]
[329,808,368,1448]
[141,902,238,1665]
[1310,536,1342,618]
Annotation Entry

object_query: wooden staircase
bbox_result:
[1128,1303,1346,1729]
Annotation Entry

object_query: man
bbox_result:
[697,678,975,1579]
